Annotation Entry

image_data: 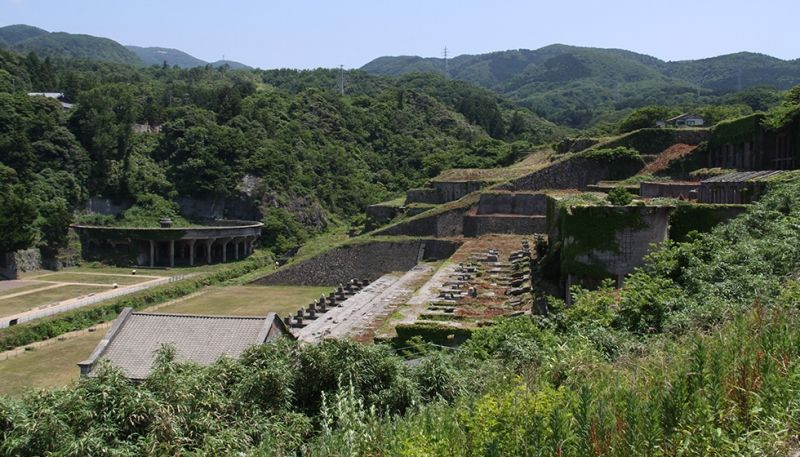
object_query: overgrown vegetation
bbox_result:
[5,176,798,455]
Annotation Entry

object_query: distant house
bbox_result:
[656,113,705,128]
[79,308,294,380]
[27,92,74,110]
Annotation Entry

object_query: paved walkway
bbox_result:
[295,264,434,343]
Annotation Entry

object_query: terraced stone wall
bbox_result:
[253,239,461,286]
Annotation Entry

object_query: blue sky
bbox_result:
[2,0,798,69]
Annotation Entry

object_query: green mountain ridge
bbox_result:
[0,24,253,69]
[125,45,206,68]
[126,45,252,70]
[362,45,800,127]
[0,25,141,65]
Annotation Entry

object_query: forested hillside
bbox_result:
[0,24,141,66]
[0,47,561,256]
[363,44,800,128]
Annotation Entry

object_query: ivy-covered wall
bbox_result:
[668,203,747,242]
[708,109,800,170]
[545,197,672,283]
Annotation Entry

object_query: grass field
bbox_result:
[0,285,108,318]
[30,272,153,286]
[0,284,333,396]
[0,329,105,397]
[17,263,222,280]
[155,285,333,317]
[0,282,51,298]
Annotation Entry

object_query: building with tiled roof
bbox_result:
[78,308,293,380]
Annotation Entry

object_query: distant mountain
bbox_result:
[362,45,800,127]
[210,59,252,70]
[0,25,141,65]
[0,24,48,45]
[0,24,254,70]
[126,46,252,70]
[126,45,206,68]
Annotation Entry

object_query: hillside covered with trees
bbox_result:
[363,44,800,128]
[0,46,562,257]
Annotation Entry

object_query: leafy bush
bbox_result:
[606,186,634,205]
[578,146,643,163]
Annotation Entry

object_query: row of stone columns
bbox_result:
[148,236,256,267]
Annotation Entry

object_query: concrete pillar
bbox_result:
[169,240,175,268]
[205,239,213,264]
[233,238,244,260]
[149,240,155,267]
[189,239,196,266]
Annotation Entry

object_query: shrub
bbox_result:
[606,186,634,205]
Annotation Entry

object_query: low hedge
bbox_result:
[0,254,274,351]
[393,322,473,347]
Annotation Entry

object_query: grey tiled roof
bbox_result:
[80,309,292,380]
[702,170,787,183]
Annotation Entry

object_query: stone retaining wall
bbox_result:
[406,181,486,205]
[365,204,400,225]
[253,239,461,286]
[405,188,441,205]
[476,192,548,215]
[640,182,700,199]
[374,206,470,237]
[463,215,547,237]
[498,156,643,192]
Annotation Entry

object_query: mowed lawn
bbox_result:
[0,285,109,318]
[0,282,51,298]
[31,272,153,286]
[0,329,106,397]
[155,285,334,318]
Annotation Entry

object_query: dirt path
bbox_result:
[642,143,696,174]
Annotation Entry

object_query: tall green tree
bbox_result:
[69,84,137,196]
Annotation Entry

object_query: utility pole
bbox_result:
[442,46,449,79]
[339,65,345,96]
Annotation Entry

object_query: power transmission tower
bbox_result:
[737,68,743,92]
[339,65,345,96]
[442,46,449,79]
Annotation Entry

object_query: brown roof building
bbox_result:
[79,308,293,380]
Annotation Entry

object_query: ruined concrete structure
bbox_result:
[547,202,674,290]
[463,192,548,236]
[699,171,787,204]
[639,181,700,199]
[708,113,799,170]
[405,180,487,205]
[72,220,263,267]
[254,239,461,286]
